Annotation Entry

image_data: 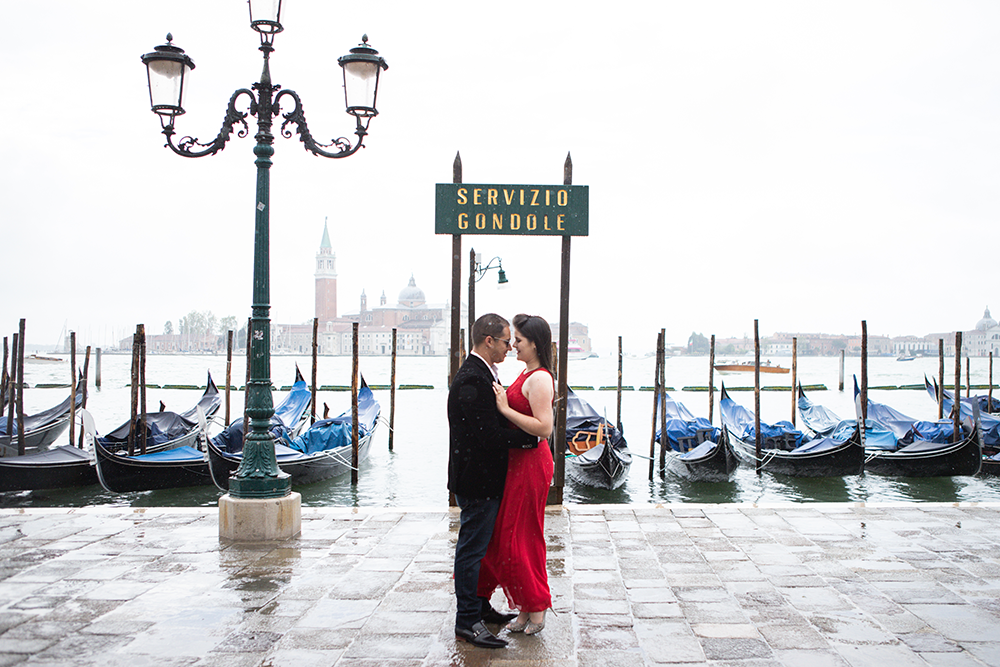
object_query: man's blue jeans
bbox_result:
[454,494,501,630]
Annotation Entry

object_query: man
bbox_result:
[448,313,538,649]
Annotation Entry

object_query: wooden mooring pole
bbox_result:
[225,331,233,426]
[861,320,868,424]
[139,324,147,455]
[95,347,102,389]
[69,332,76,447]
[351,322,360,485]
[754,320,761,475]
[6,333,17,454]
[790,337,797,427]
[966,356,970,398]
[389,328,397,451]
[990,352,994,413]
[861,321,868,422]
[708,334,716,424]
[311,318,319,425]
[938,339,945,419]
[954,332,962,443]
[648,330,663,480]
[16,320,25,455]
[448,152,462,389]
[128,328,139,456]
[658,330,667,470]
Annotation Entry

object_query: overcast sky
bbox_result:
[4,1,999,355]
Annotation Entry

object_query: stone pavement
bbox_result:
[1,503,1000,666]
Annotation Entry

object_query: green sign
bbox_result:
[435,183,588,236]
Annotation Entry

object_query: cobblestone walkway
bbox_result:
[1,503,999,665]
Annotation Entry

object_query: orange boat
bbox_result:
[713,361,788,375]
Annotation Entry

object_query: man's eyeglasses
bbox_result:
[493,337,511,348]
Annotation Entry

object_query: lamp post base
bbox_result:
[219,492,301,542]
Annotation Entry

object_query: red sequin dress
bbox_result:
[477,367,554,612]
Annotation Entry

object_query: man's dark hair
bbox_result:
[472,313,509,346]
[513,314,553,373]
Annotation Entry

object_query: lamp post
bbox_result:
[141,2,386,538]
[467,250,508,352]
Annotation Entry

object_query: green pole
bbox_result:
[228,46,290,499]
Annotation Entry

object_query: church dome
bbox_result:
[399,275,425,306]
[977,307,997,331]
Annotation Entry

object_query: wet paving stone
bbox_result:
[0,504,998,665]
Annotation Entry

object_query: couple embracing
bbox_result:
[447,313,555,649]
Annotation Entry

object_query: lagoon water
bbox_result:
[5,351,1000,508]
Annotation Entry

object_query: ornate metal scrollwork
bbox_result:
[275,89,366,159]
[163,89,255,158]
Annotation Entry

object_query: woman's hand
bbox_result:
[493,382,510,413]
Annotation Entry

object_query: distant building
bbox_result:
[272,222,449,355]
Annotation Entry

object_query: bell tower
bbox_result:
[315,218,338,323]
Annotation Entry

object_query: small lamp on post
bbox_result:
[468,251,509,352]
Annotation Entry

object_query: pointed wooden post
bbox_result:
[708,334,716,424]
[225,330,233,426]
[448,152,463,388]
[954,332,962,443]
[351,322,360,485]
[648,330,663,480]
[754,320,761,475]
[550,152,573,505]
[311,317,319,424]
[938,338,945,419]
[139,324,147,455]
[861,321,868,422]
[15,321,26,455]
[389,328,397,451]
[6,333,18,454]
[659,329,667,470]
[69,332,77,447]
[790,337,797,427]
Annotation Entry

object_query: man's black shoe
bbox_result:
[481,607,517,625]
[455,621,507,648]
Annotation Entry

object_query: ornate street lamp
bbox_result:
[141,5,387,505]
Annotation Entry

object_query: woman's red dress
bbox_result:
[477,368,554,612]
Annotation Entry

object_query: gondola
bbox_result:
[0,376,85,455]
[0,372,220,493]
[924,376,1000,454]
[861,379,981,477]
[721,384,863,477]
[207,378,379,489]
[655,391,736,482]
[564,388,631,489]
[93,369,308,493]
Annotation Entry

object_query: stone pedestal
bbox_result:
[219,492,301,542]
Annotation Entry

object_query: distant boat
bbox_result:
[896,355,916,362]
[714,360,788,375]
[24,354,64,364]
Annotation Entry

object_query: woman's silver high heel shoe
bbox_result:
[506,616,529,633]
[524,610,546,635]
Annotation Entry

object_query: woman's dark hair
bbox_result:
[513,314,553,373]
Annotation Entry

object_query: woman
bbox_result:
[477,313,555,635]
